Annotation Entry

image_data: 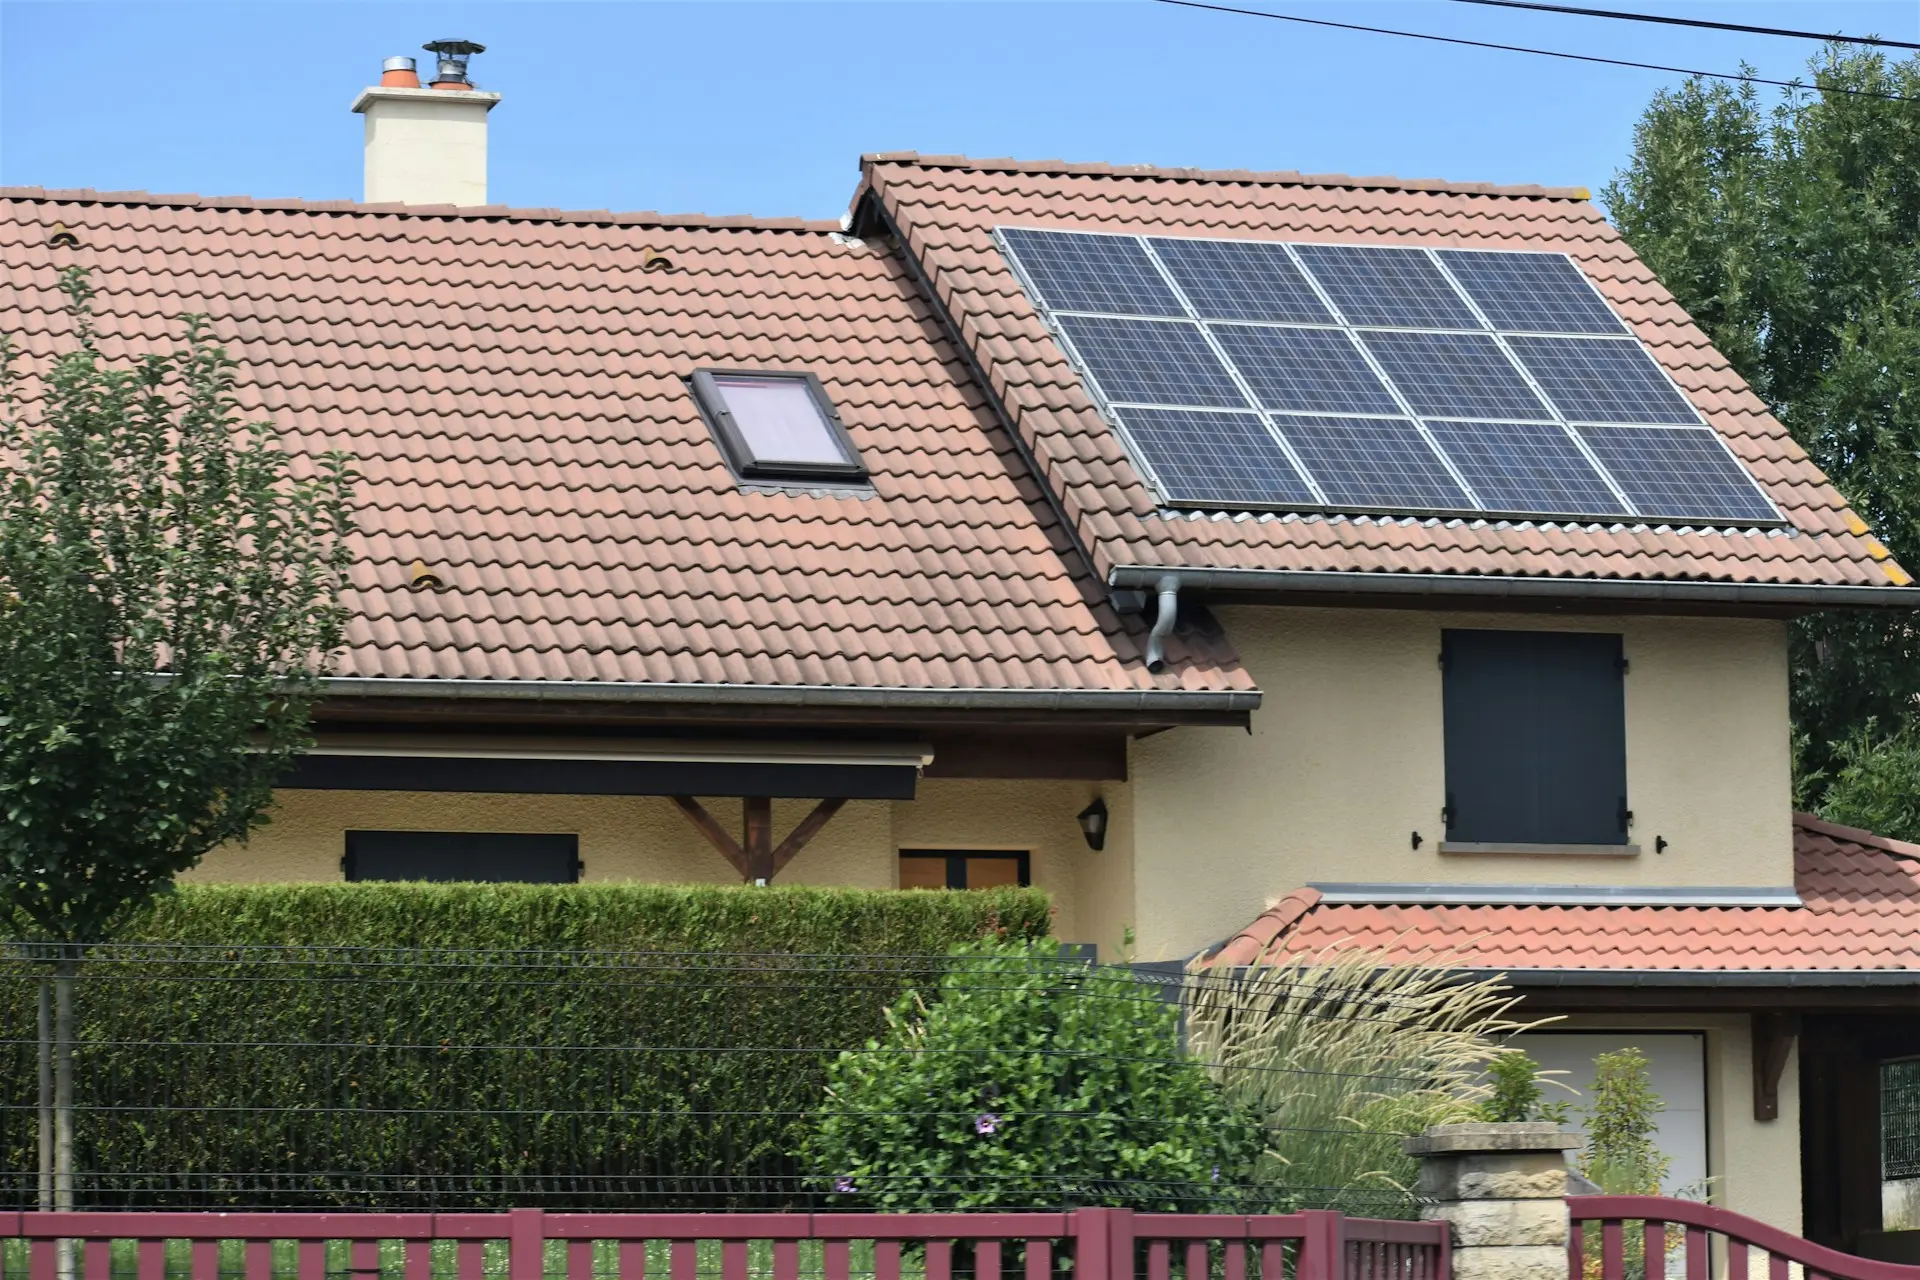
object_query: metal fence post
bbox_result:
[1299,1210,1345,1280]
[510,1208,545,1280]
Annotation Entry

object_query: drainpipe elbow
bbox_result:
[1144,573,1181,674]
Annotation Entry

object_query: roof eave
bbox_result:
[1107,566,1920,612]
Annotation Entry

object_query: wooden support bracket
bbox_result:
[1752,1011,1800,1122]
[670,795,848,884]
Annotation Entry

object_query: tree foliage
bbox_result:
[0,270,353,943]
[1603,47,1920,779]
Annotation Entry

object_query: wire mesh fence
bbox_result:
[0,943,1455,1217]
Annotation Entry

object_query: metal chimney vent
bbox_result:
[422,38,485,86]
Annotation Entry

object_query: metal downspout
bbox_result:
[1144,574,1181,673]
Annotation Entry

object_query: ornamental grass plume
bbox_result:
[1183,943,1549,1215]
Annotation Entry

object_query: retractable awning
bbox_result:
[283,735,933,800]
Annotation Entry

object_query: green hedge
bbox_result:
[1,882,1052,1211]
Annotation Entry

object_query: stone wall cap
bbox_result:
[1403,1122,1584,1155]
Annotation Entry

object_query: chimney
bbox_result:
[350,39,501,206]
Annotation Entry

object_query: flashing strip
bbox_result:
[1107,565,1920,610]
[317,677,1261,713]
[1308,882,1802,907]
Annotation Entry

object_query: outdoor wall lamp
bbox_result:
[1076,797,1109,852]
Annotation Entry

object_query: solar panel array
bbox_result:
[996,227,1779,524]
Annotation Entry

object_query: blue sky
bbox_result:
[2,1,1914,221]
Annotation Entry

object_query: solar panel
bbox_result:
[1359,331,1551,421]
[994,226,1780,525]
[1579,426,1777,522]
[1425,420,1627,516]
[1290,243,1482,329]
[1271,416,1471,511]
[999,228,1185,317]
[1055,315,1249,408]
[1111,407,1317,505]
[1507,336,1698,423]
[1435,250,1627,335]
[1147,237,1333,323]
[1209,324,1400,415]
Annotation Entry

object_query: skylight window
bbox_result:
[691,370,865,483]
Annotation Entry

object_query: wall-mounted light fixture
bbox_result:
[1076,797,1109,852]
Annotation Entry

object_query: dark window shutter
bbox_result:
[1441,630,1627,845]
[343,831,581,883]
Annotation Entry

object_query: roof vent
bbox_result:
[379,56,421,89]
[424,38,485,89]
[408,559,444,591]
[47,223,79,249]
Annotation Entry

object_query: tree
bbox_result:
[0,269,352,1217]
[1603,46,1920,784]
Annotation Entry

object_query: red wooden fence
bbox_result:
[1569,1196,1920,1280]
[1,1208,1446,1280]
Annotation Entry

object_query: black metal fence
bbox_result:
[0,944,1433,1216]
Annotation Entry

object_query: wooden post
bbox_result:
[743,796,773,883]
[1751,1012,1800,1122]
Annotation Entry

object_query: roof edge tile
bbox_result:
[859,152,1592,201]
[0,187,841,233]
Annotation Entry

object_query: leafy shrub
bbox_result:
[1184,947,1539,1215]
[803,939,1259,1211]
[1479,1052,1572,1124]
[0,882,1051,1210]
[1815,720,1920,843]
[1580,1047,1669,1195]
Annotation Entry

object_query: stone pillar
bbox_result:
[1404,1122,1583,1280]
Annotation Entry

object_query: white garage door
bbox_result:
[1512,1032,1709,1196]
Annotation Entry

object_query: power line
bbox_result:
[1447,0,1919,52]
[1150,0,1920,102]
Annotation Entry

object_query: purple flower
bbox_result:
[834,1176,857,1194]
[975,1112,1001,1136]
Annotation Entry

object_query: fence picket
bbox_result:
[722,1240,749,1280]
[1026,1238,1053,1280]
[194,1238,220,1280]
[1728,1240,1749,1280]
[1601,1220,1624,1280]
[456,1239,483,1280]
[1149,1239,1171,1280]
[246,1239,274,1280]
[1770,1256,1788,1280]
[405,1239,432,1280]
[573,1240,599,1280]
[670,1239,697,1280]
[977,1240,1004,1280]
[82,1239,109,1280]
[875,1240,902,1280]
[1188,1241,1210,1280]
[823,1238,850,1280]
[1260,1241,1285,1280]
[620,1240,648,1280]
[772,1240,798,1280]
[926,1239,953,1280]
[1225,1239,1246,1280]
[1643,1222,1665,1280]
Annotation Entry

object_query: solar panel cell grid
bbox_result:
[1290,243,1483,329]
[1147,237,1334,323]
[998,228,1185,317]
[1425,420,1627,517]
[1111,407,1317,505]
[1273,416,1472,511]
[1435,250,1628,335]
[1055,315,1250,409]
[1359,331,1552,421]
[1209,324,1400,415]
[995,227,1777,525]
[1508,336,1699,424]
[1579,426,1778,522]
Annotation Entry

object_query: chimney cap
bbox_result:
[383,55,417,72]
[423,38,486,57]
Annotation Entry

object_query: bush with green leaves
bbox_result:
[804,939,1259,1212]
[0,881,1051,1210]
[1478,1052,1573,1125]
[1813,721,1920,843]
[1579,1047,1669,1195]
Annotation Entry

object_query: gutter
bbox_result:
[1488,968,1920,988]
[1107,565,1920,609]
[317,676,1262,713]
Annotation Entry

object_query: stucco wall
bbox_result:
[1540,1012,1800,1234]
[194,778,1106,943]
[1129,607,1794,956]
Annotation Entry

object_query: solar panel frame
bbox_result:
[1506,335,1702,424]
[1108,406,1319,506]
[997,227,1187,317]
[1433,249,1630,335]
[1052,314,1252,410]
[994,226,1786,526]
[1207,323,1403,415]
[1577,425,1780,523]
[1357,330,1555,422]
[1424,419,1629,518]
[1145,237,1336,324]
[1290,243,1484,330]
[1270,415,1475,513]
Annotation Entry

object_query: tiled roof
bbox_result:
[1210,815,1920,976]
[859,153,1911,592]
[0,187,1250,697]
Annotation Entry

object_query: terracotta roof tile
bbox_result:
[0,188,1250,695]
[861,155,1900,589]
[1210,815,1920,974]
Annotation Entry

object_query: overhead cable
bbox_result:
[1150,0,1920,102]
[1447,0,1918,52]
